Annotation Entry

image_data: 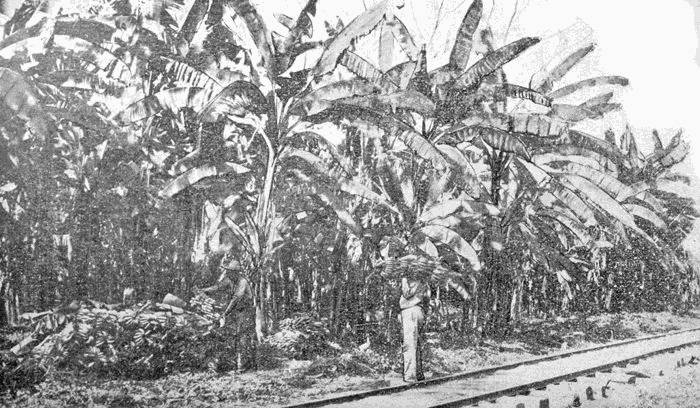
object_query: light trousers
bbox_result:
[400,305,425,382]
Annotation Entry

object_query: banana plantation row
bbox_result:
[0,0,697,342]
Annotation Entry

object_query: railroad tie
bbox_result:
[585,386,595,401]
[601,380,611,398]
[571,394,581,407]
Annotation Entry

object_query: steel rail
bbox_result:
[283,327,700,408]
[431,334,700,407]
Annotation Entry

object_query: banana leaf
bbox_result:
[631,191,665,214]
[230,0,273,70]
[314,0,390,76]
[54,18,116,46]
[408,45,430,96]
[627,132,642,169]
[198,80,267,122]
[547,76,629,99]
[534,43,595,94]
[551,162,635,201]
[379,19,394,71]
[160,163,251,198]
[386,16,419,60]
[436,144,488,197]
[580,92,613,109]
[448,0,482,70]
[381,60,418,91]
[118,86,207,123]
[540,208,593,246]
[499,84,552,107]
[533,153,612,176]
[549,183,598,227]
[334,90,435,115]
[474,127,531,159]
[0,17,48,52]
[297,79,379,115]
[340,51,383,84]
[558,174,655,245]
[566,130,630,167]
[176,0,209,49]
[280,0,318,59]
[550,104,593,122]
[650,129,663,151]
[510,113,568,138]
[429,65,462,87]
[0,67,54,140]
[418,199,462,224]
[623,203,667,229]
[454,37,539,90]
[418,225,481,271]
[413,233,439,258]
[164,57,222,90]
[659,141,689,168]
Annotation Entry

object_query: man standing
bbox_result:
[201,258,256,372]
[399,269,431,382]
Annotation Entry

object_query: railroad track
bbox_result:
[284,327,700,408]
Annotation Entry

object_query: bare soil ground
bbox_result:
[586,353,700,408]
[620,367,700,408]
[2,310,699,408]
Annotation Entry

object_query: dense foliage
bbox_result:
[0,0,697,384]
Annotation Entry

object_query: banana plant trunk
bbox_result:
[479,154,514,337]
[510,273,524,323]
[254,272,267,341]
[0,276,18,327]
[251,131,278,341]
